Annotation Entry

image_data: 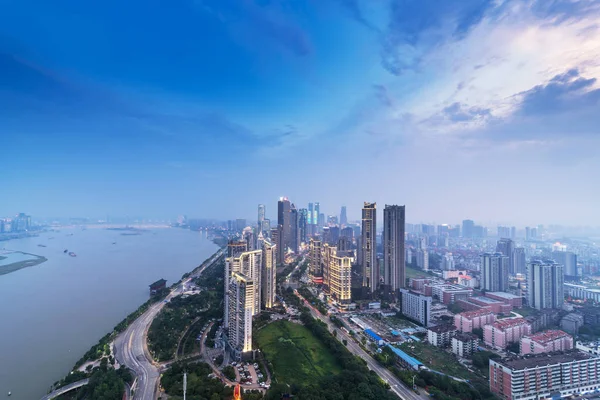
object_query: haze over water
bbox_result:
[0,227,218,400]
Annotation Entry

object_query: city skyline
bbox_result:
[2,1,600,224]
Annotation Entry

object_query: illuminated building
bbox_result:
[227,272,256,357]
[261,239,276,309]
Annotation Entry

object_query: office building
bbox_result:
[552,251,578,277]
[308,202,314,233]
[318,213,325,228]
[257,204,265,227]
[277,198,291,262]
[513,247,526,275]
[314,202,320,227]
[399,289,432,327]
[227,272,256,357]
[298,208,308,244]
[484,318,531,350]
[489,351,600,400]
[454,309,496,333]
[383,204,406,293]
[322,244,353,305]
[427,324,457,347]
[261,239,277,309]
[361,202,377,293]
[452,333,478,357]
[481,252,510,292]
[527,260,564,310]
[340,206,348,226]
[496,238,515,274]
[462,219,474,238]
[290,203,299,253]
[309,238,323,280]
[519,330,573,355]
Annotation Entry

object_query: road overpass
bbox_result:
[40,379,89,400]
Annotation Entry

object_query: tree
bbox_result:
[343,339,348,346]
[223,365,236,381]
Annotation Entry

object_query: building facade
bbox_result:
[454,309,496,333]
[527,260,564,310]
[227,272,256,357]
[361,202,377,293]
[427,324,457,347]
[519,330,573,355]
[383,204,406,294]
[452,333,478,357]
[484,318,532,350]
[399,289,432,327]
[481,252,510,292]
[261,239,277,309]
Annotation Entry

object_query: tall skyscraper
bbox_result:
[309,238,323,279]
[361,202,377,293]
[513,247,526,275]
[261,219,271,237]
[225,249,262,315]
[261,239,277,309]
[383,204,406,293]
[527,260,564,310]
[307,203,314,226]
[235,219,247,233]
[322,244,352,305]
[481,253,510,292]
[318,213,325,228]
[314,202,320,228]
[298,208,308,244]
[496,238,515,274]
[462,219,474,238]
[340,206,348,226]
[277,197,291,262]
[552,251,578,277]
[257,204,266,226]
[290,203,299,253]
[227,272,255,356]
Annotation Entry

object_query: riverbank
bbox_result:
[0,250,47,276]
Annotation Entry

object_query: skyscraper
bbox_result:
[513,247,526,275]
[383,204,406,293]
[227,272,255,356]
[462,219,474,238]
[308,203,314,226]
[552,251,578,277]
[257,204,265,226]
[481,253,510,292]
[361,202,377,293]
[262,239,276,309]
[340,206,348,226]
[235,219,247,233]
[309,238,323,279]
[527,260,564,310]
[314,202,320,229]
[322,244,352,305]
[277,197,291,262]
[225,249,262,315]
[496,238,515,274]
[290,203,299,253]
[298,208,308,244]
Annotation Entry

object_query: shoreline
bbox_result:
[0,251,48,276]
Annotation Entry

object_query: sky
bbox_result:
[1,0,600,226]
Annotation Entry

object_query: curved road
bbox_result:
[114,249,225,400]
[295,290,425,400]
[40,379,89,400]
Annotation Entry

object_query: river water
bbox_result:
[0,227,218,400]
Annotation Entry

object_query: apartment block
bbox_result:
[520,330,573,355]
[484,318,532,350]
[454,309,497,333]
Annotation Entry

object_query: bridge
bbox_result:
[40,379,89,400]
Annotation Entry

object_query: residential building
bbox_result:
[552,250,578,277]
[527,260,564,310]
[399,289,432,327]
[485,292,523,308]
[442,253,455,270]
[416,249,429,271]
[561,313,584,334]
[322,244,353,305]
[261,239,277,309]
[361,202,377,293]
[481,252,509,292]
[383,204,406,293]
[277,197,291,262]
[520,330,573,355]
[227,272,256,358]
[298,208,308,244]
[225,249,262,316]
[308,238,323,280]
[452,333,478,357]
[513,247,526,275]
[489,351,600,400]
[496,238,515,274]
[462,219,474,238]
[484,318,532,350]
[454,309,496,333]
[427,324,457,347]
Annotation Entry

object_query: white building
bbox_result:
[452,333,478,357]
[399,289,432,327]
[427,324,457,347]
[527,260,564,310]
[227,272,256,358]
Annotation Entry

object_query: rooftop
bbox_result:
[525,330,571,345]
[486,292,521,300]
[471,296,503,304]
[454,332,478,342]
[496,351,595,370]
[459,309,495,319]
[429,324,457,334]
[492,318,529,330]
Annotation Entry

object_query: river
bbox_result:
[0,226,218,399]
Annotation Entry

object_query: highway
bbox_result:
[295,290,424,400]
[114,249,225,400]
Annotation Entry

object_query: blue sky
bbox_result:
[2,0,600,225]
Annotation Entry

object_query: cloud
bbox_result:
[441,102,492,122]
[372,84,394,107]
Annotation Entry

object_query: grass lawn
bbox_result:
[255,320,341,386]
[406,265,429,279]
[399,341,473,380]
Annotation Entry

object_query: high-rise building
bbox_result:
[308,203,314,226]
[361,202,377,293]
[496,238,515,274]
[272,227,282,265]
[314,202,320,228]
[277,197,291,261]
[298,208,308,244]
[416,249,429,271]
[257,204,265,226]
[383,204,406,293]
[322,244,352,305]
[340,206,348,226]
[235,219,247,233]
[308,238,323,279]
[225,249,262,314]
[442,253,455,271]
[481,253,510,292]
[497,226,511,238]
[525,226,538,241]
[510,226,516,239]
[527,260,564,310]
[399,289,432,327]
[227,272,256,356]
[290,204,299,253]
[227,240,248,258]
[341,226,354,239]
[261,219,271,237]
[513,247,526,275]
[462,219,474,238]
[318,213,325,228]
[261,239,277,309]
[552,251,578,277]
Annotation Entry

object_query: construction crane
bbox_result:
[233,383,242,400]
